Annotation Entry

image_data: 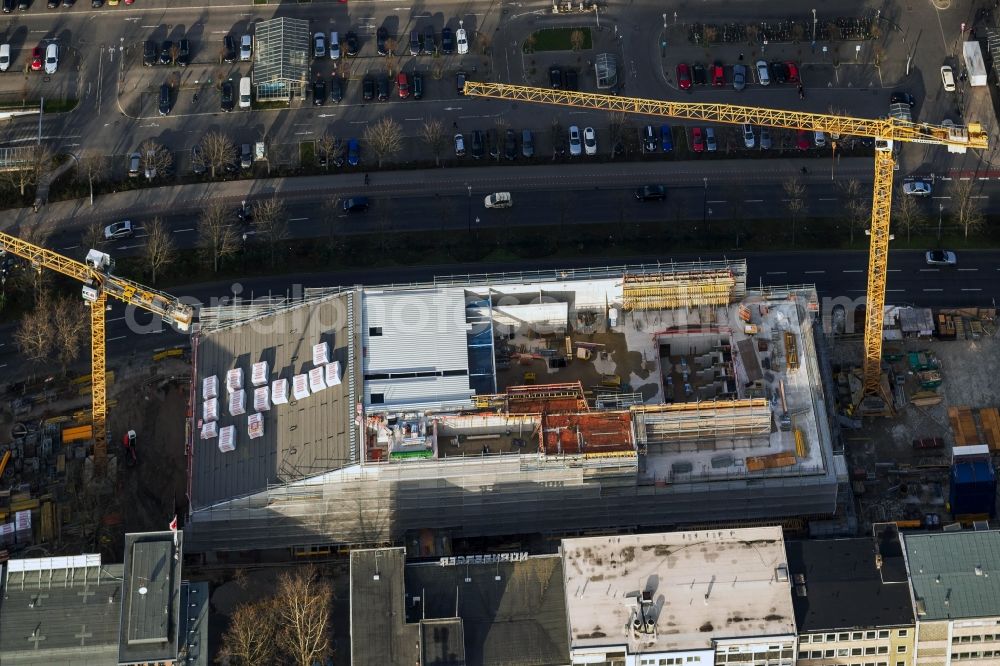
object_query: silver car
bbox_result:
[903,180,932,196]
[732,64,747,91]
[925,250,956,266]
[759,127,772,150]
[755,59,770,86]
[705,127,717,152]
[741,123,754,149]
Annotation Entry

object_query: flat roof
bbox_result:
[903,530,1000,620]
[350,548,419,665]
[192,291,359,508]
[0,561,123,665]
[785,538,914,631]
[119,531,182,665]
[562,527,796,653]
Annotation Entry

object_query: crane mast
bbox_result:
[464,82,988,408]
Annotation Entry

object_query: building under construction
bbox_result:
[183,261,842,554]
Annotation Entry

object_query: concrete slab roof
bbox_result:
[118,531,182,665]
[903,529,1000,620]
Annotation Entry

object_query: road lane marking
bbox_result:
[886,289,906,292]
[62,245,79,250]
[107,335,127,342]
[842,269,863,273]
[289,217,309,221]
[707,200,726,204]
[919,268,940,272]
[107,317,125,323]
[804,270,825,274]
[887,269,901,273]
[958,268,979,272]
[923,288,943,292]
[745,199,763,203]
[817,197,837,201]
[962,288,983,292]
[766,271,786,275]
[172,228,195,233]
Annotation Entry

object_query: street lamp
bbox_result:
[466,184,472,233]
[938,203,944,240]
[662,13,667,29]
[812,9,817,49]
[702,177,708,224]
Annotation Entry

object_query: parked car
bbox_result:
[759,127,772,150]
[44,42,58,74]
[711,62,725,86]
[0,44,10,72]
[785,62,800,83]
[177,39,190,66]
[221,80,235,111]
[455,70,467,95]
[158,83,171,115]
[47,0,60,8]
[732,64,746,91]
[345,31,359,57]
[127,151,140,176]
[549,66,562,89]
[409,30,420,56]
[240,34,252,61]
[397,71,410,99]
[643,125,656,153]
[456,27,468,54]
[705,127,717,152]
[941,65,955,92]
[329,31,340,60]
[692,127,705,152]
[634,184,666,201]
[454,133,466,156]
[770,61,788,84]
[158,40,173,65]
[347,138,360,166]
[796,130,811,150]
[568,125,582,156]
[423,25,435,54]
[660,125,673,152]
[903,180,933,196]
[376,27,388,55]
[312,78,326,105]
[521,129,534,158]
[755,60,770,85]
[925,250,956,266]
[484,192,512,209]
[583,126,597,156]
[412,72,423,99]
[504,129,518,160]
[814,131,826,148]
[441,27,454,54]
[677,63,691,90]
[30,46,42,71]
[314,32,326,58]
[240,143,252,169]
[103,220,133,240]
[692,62,706,85]
[343,197,370,213]
[742,123,754,149]
[565,69,578,90]
[223,35,236,63]
[330,75,343,103]
[376,75,389,101]
[362,76,374,101]
[1,0,14,13]
[470,130,484,159]
[142,40,156,66]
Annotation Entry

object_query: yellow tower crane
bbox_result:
[464,82,988,410]
[0,231,194,468]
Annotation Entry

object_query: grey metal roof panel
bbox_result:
[362,288,470,373]
[903,530,1000,620]
[119,532,182,665]
[191,292,358,508]
[785,538,914,631]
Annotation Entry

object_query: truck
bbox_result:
[963,41,987,87]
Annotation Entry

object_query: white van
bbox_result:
[329,31,340,60]
[0,44,10,72]
[239,76,251,109]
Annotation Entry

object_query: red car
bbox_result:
[785,62,800,83]
[397,72,410,99]
[30,46,42,71]
[677,63,691,90]
[692,127,705,152]
[796,130,811,150]
[711,63,725,86]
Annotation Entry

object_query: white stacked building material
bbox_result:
[248,412,264,439]
[272,378,289,405]
[203,398,219,422]
[200,421,219,440]
[254,386,271,411]
[202,375,218,399]
[292,374,310,400]
[308,367,327,393]
[226,368,244,393]
[251,361,269,386]
[312,341,330,366]
[229,389,246,416]
[325,361,341,387]
[218,425,236,452]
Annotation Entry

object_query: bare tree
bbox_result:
[253,196,288,267]
[218,600,278,666]
[476,31,492,54]
[1,144,54,197]
[274,567,333,666]
[384,37,397,56]
[523,34,537,53]
[143,217,176,284]
[52,295,88,373]
[493,116,510,162]
[12,221,55,297]
[363,117,404,168]
[82,218,106,251]
[14,292,52,364]
[419,119,447,166]
[316,133,343,170]
[892,190,925,243]
[384,54,400,76]
[75,150,110,206]
[570,29,586,51]
[949,179,985,239]
[783,177,806,247]
[431,60,445,80]
[838,178,868,245]
[169,42,180,65]
[198,200,239,272]
[199,131,237,179]
[138,139,173,182]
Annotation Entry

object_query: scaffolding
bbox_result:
[633,399,771,444]
[622,269,738,311]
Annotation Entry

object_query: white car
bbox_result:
[313,32,326,59]
[583,126,597,156]
[742,123,754,149]
[755,59,769,86]
[903,180,932,196]
[0,43,10,72]
[44,42,58,74]
[456,28,468,55]
[484,192,512,209]
[925,250,956,266]
[240,34,253,61]
[941,65,955,92]
[454,133,465,156]
[568,125,582,156]
[329,31,340,60]
[103,220,133,241]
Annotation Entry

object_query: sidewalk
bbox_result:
[1,158,879,233]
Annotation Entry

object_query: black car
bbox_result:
[692,62,706,85]
[890,91,916,107]
[343,197,370,213]
[409,30,420,56]
[313,78,327,106]
[345,31,359,57]
[91,0,102,6]
[2,0,15,12]
[159,40,174,65]
[142,40,157,67]
[223,35,237,63]
[177,39,191,66]
[376,76,389,101]
[221,80,235,111]
[770,61,789,84]
[634,184,667,201]
[47,0,60,8]
[441,27,454,54]
[456,70,467,95]
[17,0,28,9]
[376,27,389,56]
[158,83,171,116]
[423,25,435,54]
[412,72,424,100]
[564,69,578,91]
[330,75,343,103]
[362,76,374,101]
[471,130,484,159]
[549,66,562,89]
[504,129,517,160]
